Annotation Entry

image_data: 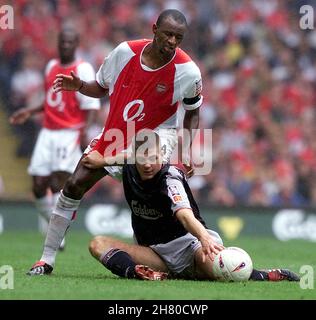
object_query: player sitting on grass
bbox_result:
[85,130,300,282]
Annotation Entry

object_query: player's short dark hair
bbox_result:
[130,130,162,165]
[133,129,161,153]
[156,9,188,28]
[59,26,80,43]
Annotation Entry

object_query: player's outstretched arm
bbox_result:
[176,208,224,262]
[53,71,108,98]
[9,105,43,125]
[82,150,128,169]
[181,108,200,178]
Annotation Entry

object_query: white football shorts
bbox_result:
[84,128,178,180]
[28,128,82,176]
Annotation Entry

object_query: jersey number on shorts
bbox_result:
[56,147,67,160]
[123,99,145,122]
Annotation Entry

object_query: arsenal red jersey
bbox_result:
[94,39,202,156]
[43,59,100,130]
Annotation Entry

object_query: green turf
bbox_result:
[0,231,315,300]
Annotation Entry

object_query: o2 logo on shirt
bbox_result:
[47,87,65,112]
[123,99,145,122]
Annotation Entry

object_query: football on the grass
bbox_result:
[212,247,253,282]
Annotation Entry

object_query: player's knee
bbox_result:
[32,178,49,198]
[88,237,101,258]
[194,249,216,280]
[32,185,46,198]
[89,236,112,259]
[63,174,86,199]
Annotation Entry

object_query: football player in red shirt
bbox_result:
[10,28,100,250]
[27,9,203,275]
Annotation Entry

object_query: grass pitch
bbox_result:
[0,231,315,300]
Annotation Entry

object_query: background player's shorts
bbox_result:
[84,128,178,181]
[149,229,223,279]
[28,128,82,176]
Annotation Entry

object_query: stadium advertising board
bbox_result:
[0,202,316,242]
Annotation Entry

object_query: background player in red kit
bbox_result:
[27,9,203,275]
[10,28,100,248]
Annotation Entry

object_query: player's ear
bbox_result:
[152,23,158,35]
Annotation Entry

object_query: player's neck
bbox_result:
[142,43,175,69]
[60,57,76,67]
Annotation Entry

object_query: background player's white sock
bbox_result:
[40,191,80,266]
[35,195,52,221]
[52,192,60,209]
[51,192,66,250]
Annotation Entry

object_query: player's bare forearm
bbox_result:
[53,71,108,98]
[183,108,200,133]
[176,208,224,261]
[180,108,200,177]
[82,150,128,169]
[176,208,209,242]
[9,105,43,125]
[78,80,108,98]
[182,108,200,151]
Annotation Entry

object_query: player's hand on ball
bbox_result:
[53,71,82,92]
[200,235,225,263]
[82,151,106,169]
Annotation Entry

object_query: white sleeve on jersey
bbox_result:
[175,61,203,111]
[96,42,135,95]
[166,167,192,214]
[45,59,58,77]
[76,62,101,110]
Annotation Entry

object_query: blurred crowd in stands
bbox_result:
[1,0,316,207]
